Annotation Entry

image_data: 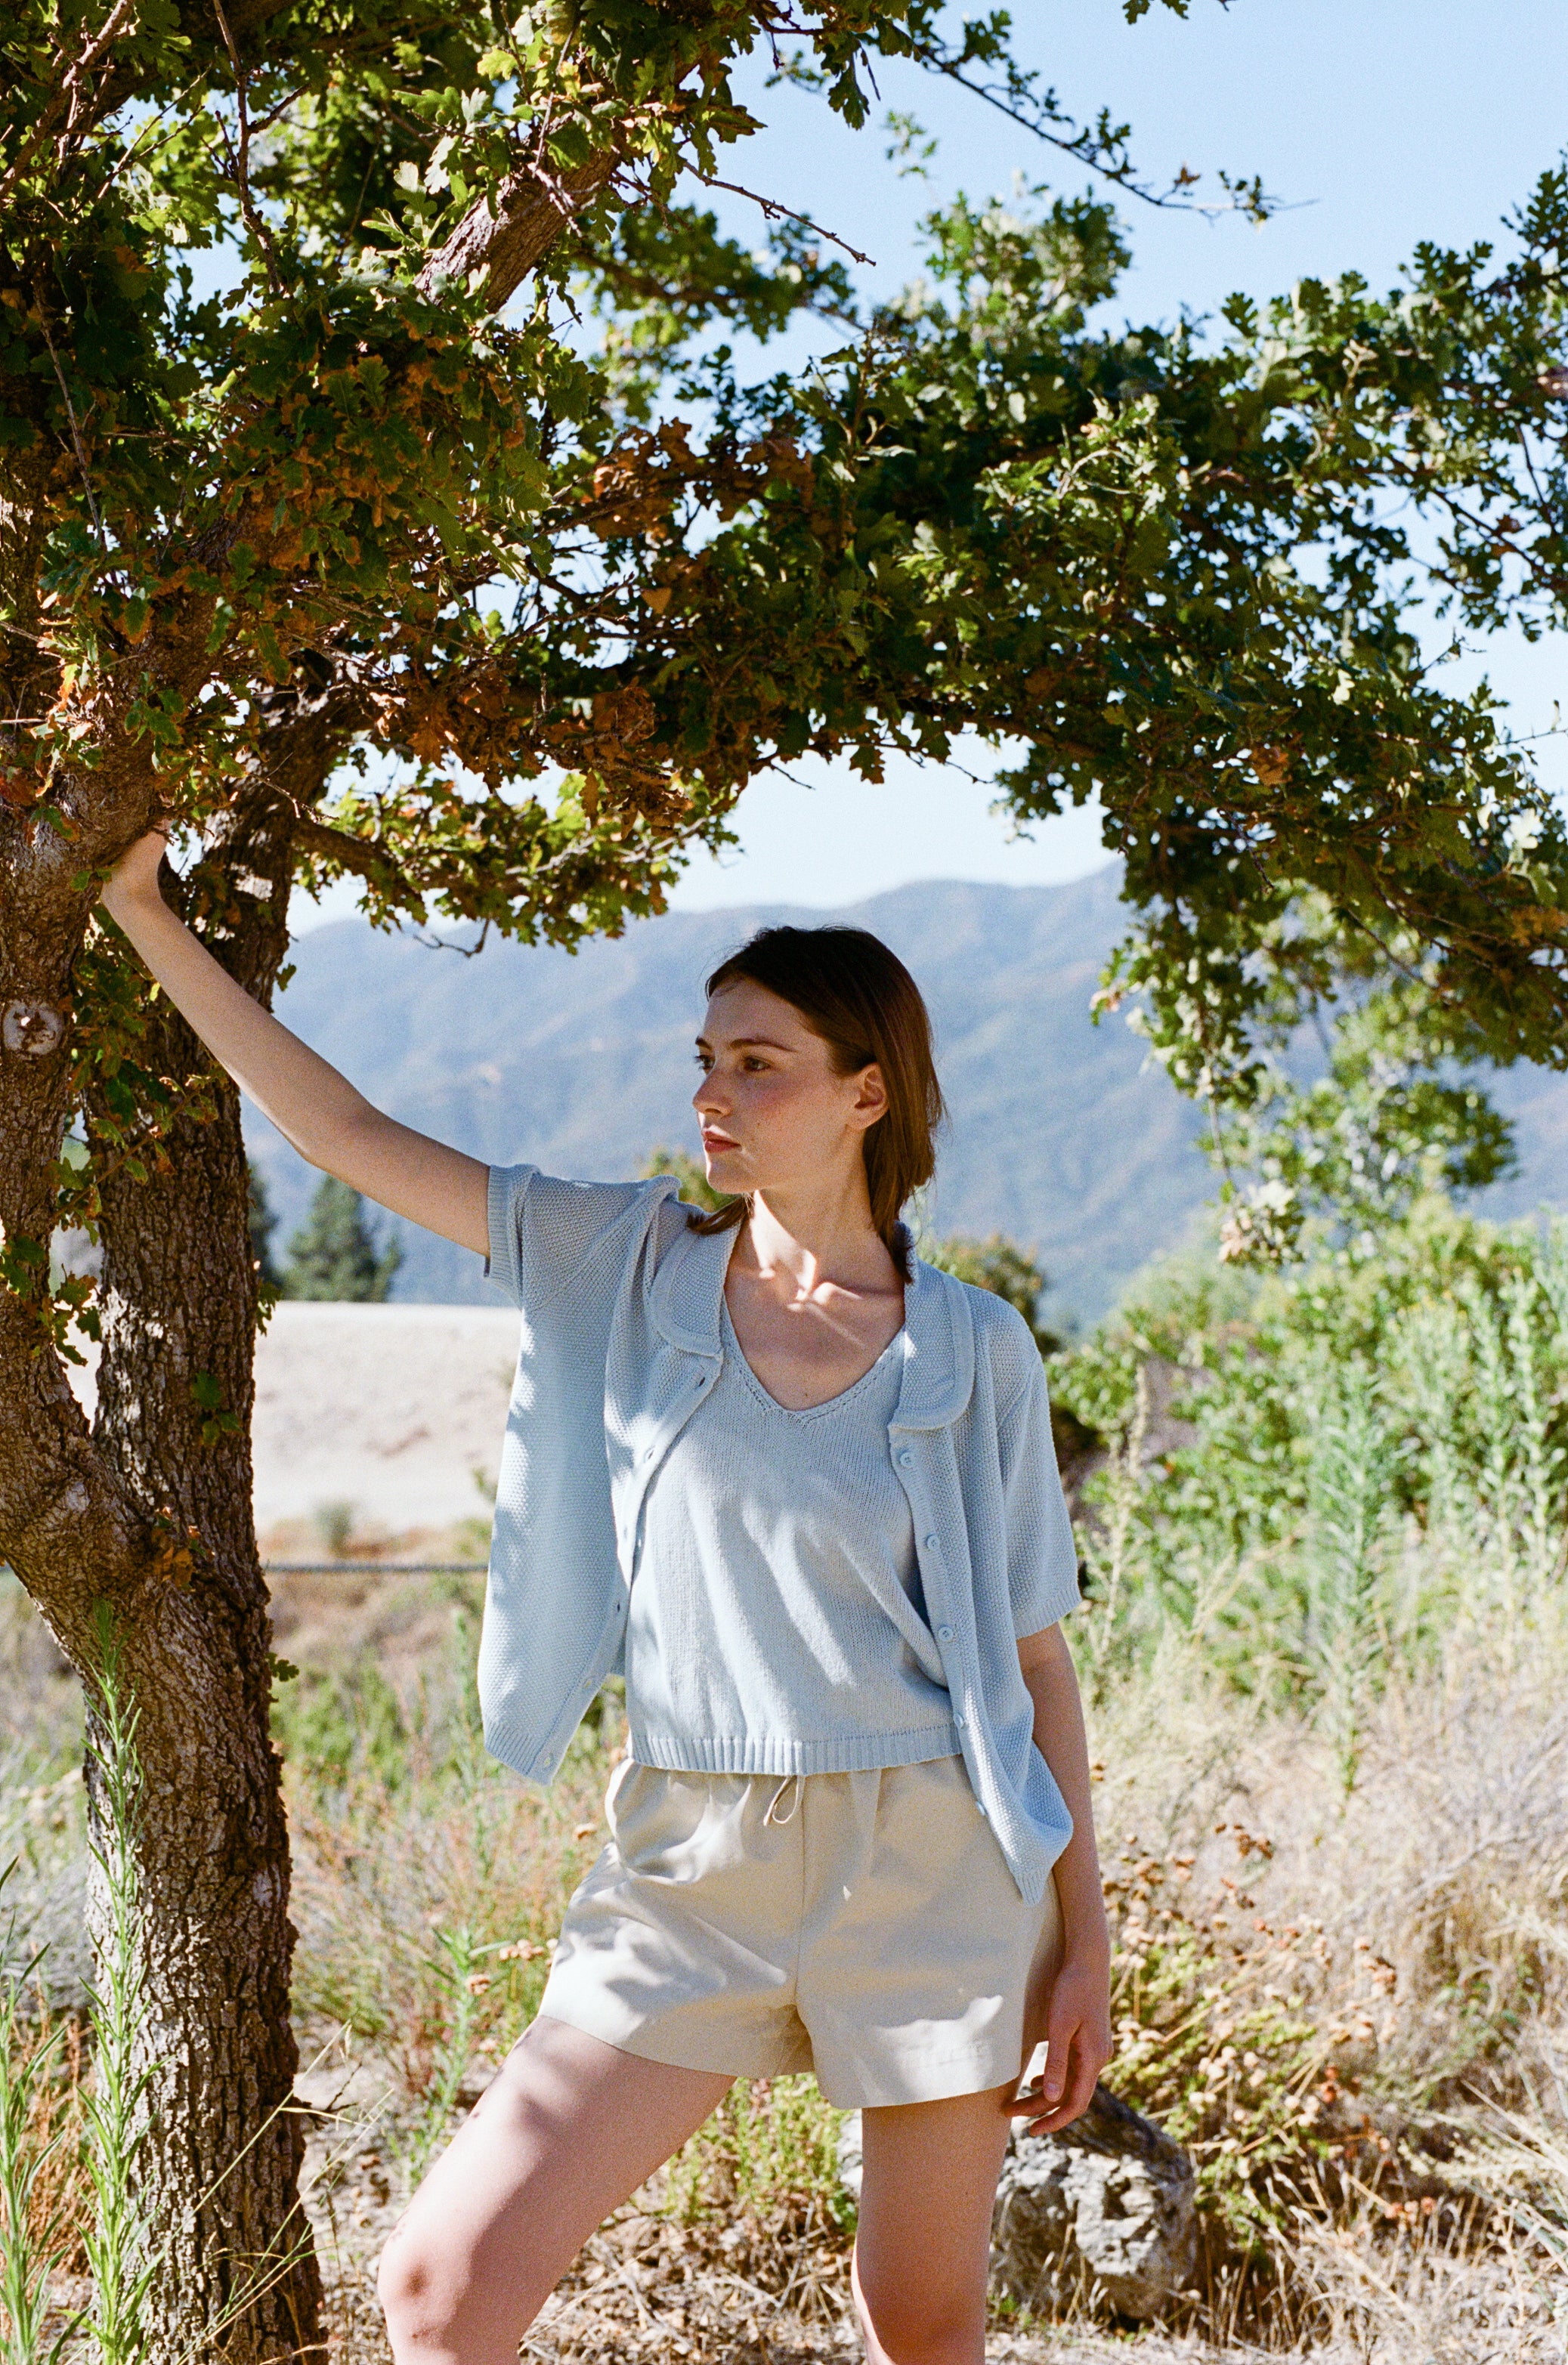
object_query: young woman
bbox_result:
[101,833,1113,2365]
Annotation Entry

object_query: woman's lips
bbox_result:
[701,1131,739,1152]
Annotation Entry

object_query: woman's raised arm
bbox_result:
[100,832,490,1256]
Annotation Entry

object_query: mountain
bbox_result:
[244,870,1568,1327]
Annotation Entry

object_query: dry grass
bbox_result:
[1079,1608,1568,2352]
[2,1565,1566,2361]
[1090,1615,1568,2122]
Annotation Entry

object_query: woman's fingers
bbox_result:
[100,825,171,912]
[1011,1981,1112,2135]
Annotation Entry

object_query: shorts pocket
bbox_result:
[607,1764,727,1874]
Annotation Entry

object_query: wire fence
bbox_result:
[261,1563,488,1576]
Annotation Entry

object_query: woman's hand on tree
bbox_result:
[101,826,172,920]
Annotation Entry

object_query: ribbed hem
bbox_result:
[627,1724,961,1776]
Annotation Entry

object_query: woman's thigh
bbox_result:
[377,2012,732,2365]
[852,2085,1015,2365]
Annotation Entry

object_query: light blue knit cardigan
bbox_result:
[480,1165,1081,1903]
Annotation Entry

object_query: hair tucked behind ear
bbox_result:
[688,926,944,1280]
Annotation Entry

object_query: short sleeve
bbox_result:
[485,1164,663,1312]
[998,1356,1082,1638]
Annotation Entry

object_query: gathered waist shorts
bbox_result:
[537,1752,1062,2110]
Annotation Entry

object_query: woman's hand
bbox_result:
[100,826,172,923]
[1013,1623,1114,2133]
[1013,1944,1112,2135]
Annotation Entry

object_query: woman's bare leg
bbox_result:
[852,2085,1014,2365]
[376,2014,732,2365]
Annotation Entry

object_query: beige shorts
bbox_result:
[537,1753,1061,2109]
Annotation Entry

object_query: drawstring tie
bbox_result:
[764,1774,801,1826]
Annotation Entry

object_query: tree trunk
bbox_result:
[88,1024,323,2363]
[0,780,328,2363]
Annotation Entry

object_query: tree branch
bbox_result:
[417,150,620,311]
[209,0,283,288]
[0,0,136,215]
[289,813,419,904]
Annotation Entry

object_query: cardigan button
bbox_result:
[896,1450,914,1467]
[923,1534,939,1550]
[936,1624,954,1642]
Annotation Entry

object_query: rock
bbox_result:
[991,2082,1197,2320]
[836,2111,864,2200]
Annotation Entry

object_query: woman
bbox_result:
[101,833,1112,2365]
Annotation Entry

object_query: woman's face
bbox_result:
[692,979,886,1203]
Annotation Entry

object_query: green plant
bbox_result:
[79,1612,156,2365]
[1300,1362,1388,1796]
[0,1907,81,2365]
[280,1631,602,2099]
[311,1501,359,1561]
[394,1923,495,2193]
[663,2076,852,2243]
[1099,1830,1333,2252]
[1055,1203,1568,1710]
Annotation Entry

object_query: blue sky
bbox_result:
[666,0,1568,910]
[302,1,1568,924]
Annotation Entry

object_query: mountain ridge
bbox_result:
[246,870,1568,1324]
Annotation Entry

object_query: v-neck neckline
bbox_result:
[719,1294,905,1420]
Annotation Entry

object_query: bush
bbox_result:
[1055,1200,1568,1725]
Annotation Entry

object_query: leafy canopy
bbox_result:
[2,0,1566,1170]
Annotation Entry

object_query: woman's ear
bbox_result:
[849,1062,889,1132]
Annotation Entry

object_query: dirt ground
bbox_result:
[294,2045,1234,2365]
[66,1300,520,1544]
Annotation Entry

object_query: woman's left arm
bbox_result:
[1014,1621,1112,2131]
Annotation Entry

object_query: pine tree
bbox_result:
[246,1164,283,1291]
[282,1177,403,1303]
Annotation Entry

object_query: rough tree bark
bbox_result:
[88,774,326,2362]
[419,149,619,309]
[0,703,349,2361]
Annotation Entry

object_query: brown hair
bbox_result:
[689,925,944,1277]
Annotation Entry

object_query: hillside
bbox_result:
[246,870,1568,1326]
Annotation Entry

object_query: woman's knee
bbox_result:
[853,2246,985,2365]
[377,2226,460,2355]
[376,2225,503,2361]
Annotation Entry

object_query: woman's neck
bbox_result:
[739,1185,899,1303]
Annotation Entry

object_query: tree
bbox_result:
[925,1233,1059,1356]
[248,1159,283,1291]
[283,1174,403,1300]
[1208,971,1520,1268]
[2,1,1566,2351]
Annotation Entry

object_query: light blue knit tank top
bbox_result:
[624,1297,962,1777]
